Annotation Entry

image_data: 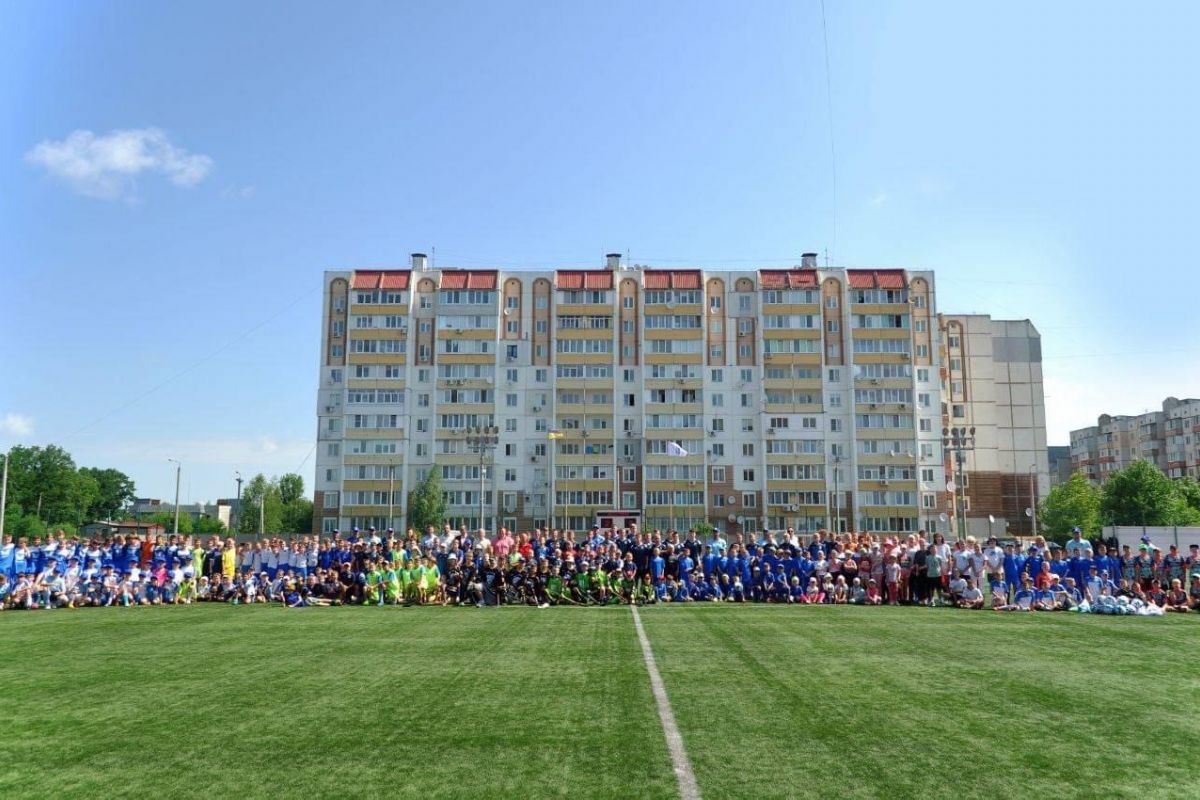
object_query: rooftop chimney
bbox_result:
[606,252,622,270]
[801,252,818,269]
[411,252,428,271]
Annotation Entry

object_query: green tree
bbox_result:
[80,467,136,520]
[407,470,446,533]
[4,445,98,526]
[1101,460,1200,527]
[1176,477,1200,515]
[239,474,285,534]
[193,515,226,535]
[278,473,305,505]
[151,511,193,535]
[282,497,313,534]
[1039,471,1102,541]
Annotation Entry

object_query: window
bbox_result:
[505,418,517,432]
[536,369,547,383]
[712,393,724,408]
[921,443,934,459]
[742,493,756,508]
[829,392,841,408]
[622,491,638,509]
[323,492,338,509]
[709,295,722,311]
[742,444,754,457]
[921,468,935,483]
[952,404,965,419]
[741,393,751,408]
[830,418,843,432]
[915,320,926,332]
[915,344,929,358]
[919,418,932,432]
[331,344,343,358]
[623,296,634,308]
[713,494,725,508]
[415,443,428,457]
[918,392,930,408]
[826,320,839,333]
[741,419,753,432]
[712,418,725,432]
[922,493,936,509]
[742,469,755,482]
[914,295,926,308]
[739,295,751,312]
[712,466,726,482]
[623,369,634,382]
[416,419,428,433]
[826,296,838,309]
[711,443,725,457]
[711,369,723,382]
[506,393,517,407]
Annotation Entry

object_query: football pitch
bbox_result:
[2,606,1199,800]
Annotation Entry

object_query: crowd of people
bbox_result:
[2,525,1198,615]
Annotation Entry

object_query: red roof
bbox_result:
[439,270,498,290]
[759,269,818,289]
[352,270,411,290]
[556,271,614,290]
[848,269,906,289]
[644,270,701,290]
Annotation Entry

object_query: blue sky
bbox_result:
[2,1,1197,502]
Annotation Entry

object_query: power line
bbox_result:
[820,0,838,264]
[61,285,319,442]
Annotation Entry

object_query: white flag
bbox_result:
[665,441,688,457]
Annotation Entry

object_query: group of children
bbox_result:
[3,526,1198,615]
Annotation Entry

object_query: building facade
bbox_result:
[936,316,1050,537]
[313,253,1043,539]
[1071,397,1200,481]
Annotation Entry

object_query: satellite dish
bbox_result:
[938,513,948,522]
[726,514,736,522]
[945,480,957,492]
[1024,507,1034,518]
[988,514,995,524]
[736,515,745,525]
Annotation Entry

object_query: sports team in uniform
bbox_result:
[2,524,1198,615]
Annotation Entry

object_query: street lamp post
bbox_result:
[1028,463,1039,538]
[167,459,181,535]
[831,455,842,533]
[466,426,500,537]
[941,427,976,540]
[234,472,243,536]
[0,450,8,539]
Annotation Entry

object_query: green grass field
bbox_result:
[2,605,1198,799]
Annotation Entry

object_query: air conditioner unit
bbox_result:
[870,379,880,385]
[532,406,541,412]
[899,403,908,410]
[325,405,337,412]
[870,403,878,409]
[880,479,890,487]
[766,428,776,435]
[530,455,539,463]
[708,430,717,437]
[901,353,911,359]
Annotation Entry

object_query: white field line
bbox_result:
[630,605,701,800]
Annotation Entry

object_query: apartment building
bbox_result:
[1072,397,1200,481]
[937,316,1049,537]
[314,253,956,539]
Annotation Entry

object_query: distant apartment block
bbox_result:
[314,252,1047,540]
[1071,397,1200,481]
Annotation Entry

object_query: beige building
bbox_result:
[1072,397,1200,481]
[313,253,1045,540]
[937,316,1049,537]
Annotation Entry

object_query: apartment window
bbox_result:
[919,418,932,432]
[950,358,962,371]
[915,319,926,332]
[323,492,338,509]
[826,296,838,309]
[326,442,340,457]
[921,443,934,459]
[505,418,517,432]
[742,493,757,508]
[713,494,726,508]
[536,345,546,358]
[334,296,346,312]
[741,393,751,408]
[325,468,337,483]
[622,468,636,483]
[740,368,753,383]
[710,346,723,360]
[914,295,926,308]
[622,296,634,308]
[331,344,344,358]
[921,468,935,483]
[419,321,432,332]
[742,444,754,458]
[622,491,638,509]
[739,295,751,312]
[952,404,965,419]
[917,368,929,382]
[743,469,755,482]
[506,393,517,408]
[504,443,515,457]
[506,345,518,360]
[623,393,636,407]
[713,466,726,482]
[828,368,840,382]
[949,335,960,348]
[741,419,753,432]
[418,393,430,408]
[711,444,725,457]
[918,392,930,408]
[419,296,432,309]
[711,369,723,382]
[922,493,936,509]
[416,419,429,433]
[415,443,428,457]
[712,393,724,408]
[536,369,547,383]
[830,418,843,432]
[826,320,839,333]
[712,418,725,432]
[829,392,841,408]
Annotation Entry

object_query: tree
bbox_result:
[281,497,313,534]
[3,445,98,526]
[1101,460,1200,527]
[407,470,446,533]
[278,473,305,505]
[1176,477,1200,516]
[151,511,193,535]
[239,474,284,535]
[1039,471,1102,541]
[193,515,226,535]
[80,467,136,520]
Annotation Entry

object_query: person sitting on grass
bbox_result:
[957,577,984,609]
[831,575,849,604]
[1006,577,1037,612]
[802,577,824,604]
[849,576,866,605]
[1165,579,1190,613]
[865,577,882,605]
[948,570,968,605]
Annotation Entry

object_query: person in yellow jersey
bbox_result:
[423,556,441,604]
[221,538,238,577]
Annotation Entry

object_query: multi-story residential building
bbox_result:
[313,252,1023,539]
[1047,445,1072,487]
[1071,397,1200,482]
[937,315,1049,537]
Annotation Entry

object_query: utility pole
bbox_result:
[259,493,265,538]
[168,459,181,535]
[387,463,395,532]
[1028,463,1039,539]
[831,455,842,533]
[234,472,243,536]
[548,429,563,531]
[0,451,8,539]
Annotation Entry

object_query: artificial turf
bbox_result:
[1,605,1198,800]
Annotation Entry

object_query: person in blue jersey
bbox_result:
[699,544,718,582]
[1064,527,1088,556]
[649,547,666,584]
[1010,577,1037,611]
[1002,543,1025,602]
[1069,548,1092,589]
[0,535,14,581]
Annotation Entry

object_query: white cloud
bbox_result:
[0,413,34,437]
[26,127,213,199]
[108,436,311,467]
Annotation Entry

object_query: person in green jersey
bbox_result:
[384,563,401,605]
[589,565,608,605]
[573,567,590,604]
[423,557,440,605]
[546,571,564,604]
